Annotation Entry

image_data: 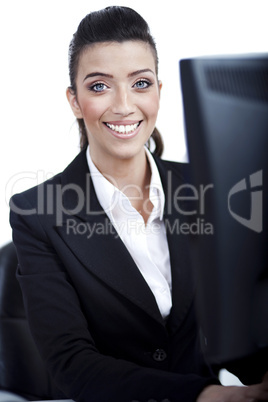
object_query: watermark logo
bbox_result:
[7,168,264,235]
[228,170,263,233]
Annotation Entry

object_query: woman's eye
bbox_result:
[89,83,108,92]
[134,80,151,89]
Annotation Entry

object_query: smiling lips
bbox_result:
[104,121,141,136]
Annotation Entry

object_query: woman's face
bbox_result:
[67,41,161,168]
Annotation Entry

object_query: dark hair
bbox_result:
[68,6,164,157]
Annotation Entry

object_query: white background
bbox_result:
[0,0,267,385]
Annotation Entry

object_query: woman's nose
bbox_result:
[111,87,134,116]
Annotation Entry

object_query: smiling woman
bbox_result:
[9,5,268,402]
[67,6,163,158]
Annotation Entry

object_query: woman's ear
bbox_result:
[66,87,83,118]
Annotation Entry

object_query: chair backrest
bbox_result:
[0,242,66,400]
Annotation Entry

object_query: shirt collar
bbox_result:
[86,146,116,217]
[144,147,165,220]
[86,145,165,220]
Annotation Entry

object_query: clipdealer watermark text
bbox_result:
[7,169,263,234]
[65,217,213,239]
[8,171,214,228]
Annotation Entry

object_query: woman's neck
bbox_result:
[91,148,150,192]
[91,148,153,223]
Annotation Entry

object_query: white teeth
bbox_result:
[106,122,139,134]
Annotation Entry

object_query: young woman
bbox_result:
[10,6,268,402]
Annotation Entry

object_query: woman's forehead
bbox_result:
[77,41,157,77]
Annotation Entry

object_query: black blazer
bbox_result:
[10,149,218,402]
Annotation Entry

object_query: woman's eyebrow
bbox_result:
[128,68,155,77]
[83,68,155,82]
[83,72,113,82]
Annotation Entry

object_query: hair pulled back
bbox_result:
[68,6,163,157]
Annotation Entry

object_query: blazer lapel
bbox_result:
[55,150,164,325]
[155,157,196,335]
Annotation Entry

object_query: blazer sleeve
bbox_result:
[10,192,219,402]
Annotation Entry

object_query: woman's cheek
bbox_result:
[80,98,106,121]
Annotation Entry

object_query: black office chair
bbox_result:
[0,242,68,401]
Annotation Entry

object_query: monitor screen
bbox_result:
[179,54,268,373]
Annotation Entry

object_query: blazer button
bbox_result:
[152,348,167,361]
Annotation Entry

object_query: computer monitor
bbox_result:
[179,54,268,374]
